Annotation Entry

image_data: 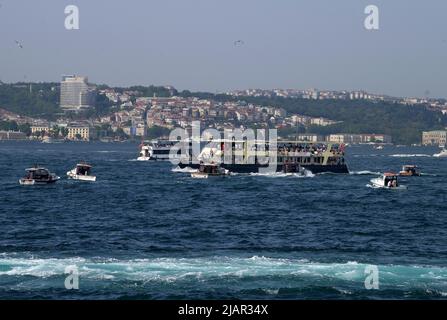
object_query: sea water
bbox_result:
[0,141,446,299]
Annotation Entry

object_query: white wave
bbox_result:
[390,154,431,158]
[0,255,445,287]
[171,166,198,173]
[350,170,381,175]
[249,170,314,178]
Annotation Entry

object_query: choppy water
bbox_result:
[0,141,446,299]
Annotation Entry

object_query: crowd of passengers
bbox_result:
[276,144,342,155]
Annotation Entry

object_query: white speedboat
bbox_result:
[433,149,447,158]
[370,173,407,190]
[374,145,384,150]
[19,167,60,185]
[67,163,96,182]
[191,163,230,179]
[137,145,153,161]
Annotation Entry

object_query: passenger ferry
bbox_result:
[178,140,349,174]
[137,140,176,161]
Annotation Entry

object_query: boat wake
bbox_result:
[249,170,315,178]
[0,255,445,292]
[390,154,431,158]
[171,166,198,173]
[350,170,381,176]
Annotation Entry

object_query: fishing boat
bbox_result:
[191,163,230,179]
[433,149,447,158]
[370,173,407,190]
[399,165,421,176]
[67,163,96,182]
[19,167,60,185]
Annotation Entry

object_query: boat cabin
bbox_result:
[75,164,92,176]
[383,173,399,187]
[25,167,50,180]
[199,164,222,175]
[400,165,420,176]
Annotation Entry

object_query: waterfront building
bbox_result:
[31,125,50,135]
[422,130,447,146]
[67,125,95,141]
[0,131,27,140]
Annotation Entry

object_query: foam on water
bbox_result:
[390,154,431,158]
[350,170,381,175]
[171,166,198,173]
[0,255,445,288]
[249,170,315,178]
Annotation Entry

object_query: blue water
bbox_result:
[0,141,446,299]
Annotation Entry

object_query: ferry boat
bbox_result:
[178,140,349,174]
[137,140,182,161]
[19,167,60,185]
[67,163,96,182]
[370,173,407,190]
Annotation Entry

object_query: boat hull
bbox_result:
[67,172,96,182]
[370,178,407,190]
[19,177,59,185]
[179,163,349,174]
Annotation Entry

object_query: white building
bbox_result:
[422,130,446,146]
[60,75,96,111]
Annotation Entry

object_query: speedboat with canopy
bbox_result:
[19,167,60,185]
[67,163,96,182]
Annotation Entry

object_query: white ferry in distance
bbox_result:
[137,140,186,161]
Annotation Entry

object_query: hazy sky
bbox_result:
[0,0,446,97]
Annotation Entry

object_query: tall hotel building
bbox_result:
[60,75,96,111]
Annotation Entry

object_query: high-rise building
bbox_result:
[60,75,96,111]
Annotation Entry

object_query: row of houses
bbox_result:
[31,125,95,141]
[0,131,27,140]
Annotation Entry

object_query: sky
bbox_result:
[0,0,446,98]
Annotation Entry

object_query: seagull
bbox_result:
[15,40,23,49]
[234,40,244,47]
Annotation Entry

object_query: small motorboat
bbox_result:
[191,163,229,179]
[370,173,407,190]
[67,163,96,182]
[433,149,447,158]
[374,145,384,150]
[399,165,421,176]
[19,167,60,185]
[137,144,153,161]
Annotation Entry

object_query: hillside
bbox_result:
[233,96,447,145]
